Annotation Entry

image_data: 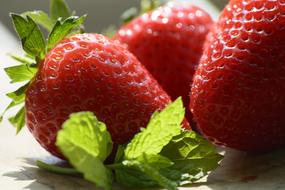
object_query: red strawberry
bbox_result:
[114,2,213,120]
[25,33,178,158]
[3,5,190,158]
[190,0,285,152]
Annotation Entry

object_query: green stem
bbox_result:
[37,160,81,176]
[105,163,125,170]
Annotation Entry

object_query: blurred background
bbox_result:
[0,0,228,33]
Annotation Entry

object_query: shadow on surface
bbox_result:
[3,157,97,190]
[4,149,285,190]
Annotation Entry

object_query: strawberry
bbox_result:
[190,0,285,152]
[26,33,173,157]
[114,2,213,120]
[2,1,190,158]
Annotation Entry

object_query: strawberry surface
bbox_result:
[25,33,173,158]
[190,0,285,152]
[115,2,213,119]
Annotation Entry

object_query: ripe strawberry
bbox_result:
[26,33,174,157]
[190,0,285,152]
[3,3,189,159]
[114,2,213,120]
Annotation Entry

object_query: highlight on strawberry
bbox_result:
[0,0,223,190]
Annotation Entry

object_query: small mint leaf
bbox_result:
[22,11,54,32]
[160,131,223,184]
[37,160,81,176]
[114,145,126,163]
[9,106,26,134]
[137,154,173,169]
[56,112,113,190]
[47,15,86,51]
[50,0,71,21]
[125,97,184,159]
[123,159,178,190]
[11,14,46,59]
[115,165,157,188]
[5,64,37,83]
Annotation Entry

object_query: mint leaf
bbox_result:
[123,159,177,190]
[9,106,26,134]
[37,160,81,176]
[22,11,54,32]
[160,131,223,184]
[56,112,113,190]
[115,166,157,188]
[115,155,174,189]
[137,154,173,169]
[5,64,37,83]
[125,97,184,159]
[47,15,86,51]
[11,14,46,59]
[50,0,71,21]
[114,145,125,163]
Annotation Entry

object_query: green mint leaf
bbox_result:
[50,0,71,21]
[125,97,184,159]
[9,54,35,65]
[56,112,113,190]
[115,165,157,188]
[37,160,81,176]
[22,11,54,32]
[114,145,126,163]
[5,64,37,83]
[160,131,223,184]
[9,106,26,134]
[11,14,46,59]
[123,159,178,190]
[47,15,86,51]
[137,154,173,169]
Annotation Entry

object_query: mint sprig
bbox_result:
[56,112,113,190]
[1,0,86,133]
[37,98,223,190]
